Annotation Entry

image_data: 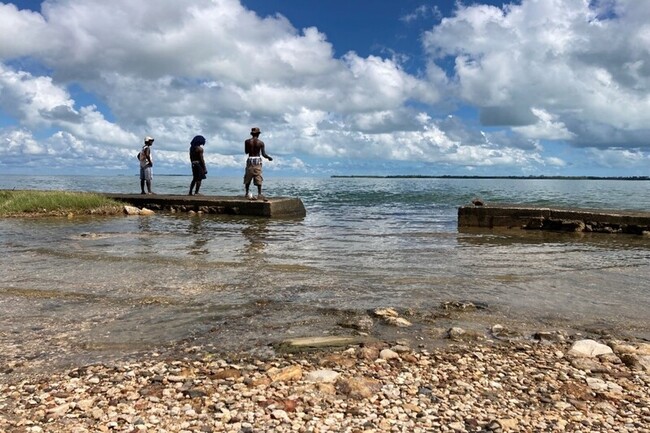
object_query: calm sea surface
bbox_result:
[1,175,649,372]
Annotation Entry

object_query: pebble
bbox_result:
[1,336,648,432]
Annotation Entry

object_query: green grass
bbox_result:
[0,190,123,217]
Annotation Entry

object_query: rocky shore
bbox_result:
[1,310,649,433]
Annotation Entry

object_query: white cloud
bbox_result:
[401,5,442,23]
[0,65,74,127]
[0,129,45,156]
[0,0,447,173]
[423,0,650,149]
[513,108,575,140]
[545,156,566,167]
[0,3,52,58]
[0,64,137,147]
[585,147,650,169]
[0,0,648,176]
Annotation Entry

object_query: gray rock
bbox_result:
[568,339,613,358]
[384,316,412,327]
[570,357,609,373]
[533,331,567,343]
[123,205,140,215]
[639,355,650,372]
[304,369,340,383]
[337,316,374,332]
[372,307,399,318]
[440,300,488,311]
[379,349,400,360]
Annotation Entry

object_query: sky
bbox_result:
[0,0,649,177]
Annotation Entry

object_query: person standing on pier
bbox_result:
[188,135,207,195]
[244,127,272,200]
[139,136,154,194]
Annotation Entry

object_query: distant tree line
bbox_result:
[331,175,650,180]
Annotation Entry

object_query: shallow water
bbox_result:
[1,175,649,374]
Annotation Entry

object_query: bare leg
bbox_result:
[256,185,267,201]
[146,180,152,194]
[140,179,146,194]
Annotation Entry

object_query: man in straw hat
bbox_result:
[244,127,273,200]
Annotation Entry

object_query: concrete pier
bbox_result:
[104,193,306,218]
[458,204,650,235]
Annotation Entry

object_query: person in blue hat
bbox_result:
[188,135,207,195]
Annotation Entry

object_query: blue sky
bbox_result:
[1,0,649,177]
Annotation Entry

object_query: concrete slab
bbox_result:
[104,193,306,218]
[276,335,369,353]
[458,203,650,235]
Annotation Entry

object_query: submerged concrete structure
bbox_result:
[104,193,306,218]
[458,203,650,235]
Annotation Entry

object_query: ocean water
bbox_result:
[1,175,649,372]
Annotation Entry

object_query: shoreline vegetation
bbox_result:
[0,190,123,217]
[332,175,650,180]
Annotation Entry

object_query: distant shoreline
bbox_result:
[332,175,650,180]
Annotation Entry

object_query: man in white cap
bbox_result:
[139,136,154,194]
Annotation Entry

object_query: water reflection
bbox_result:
[187,216,209,256]
[137,216,153,232]
[241,219,270,256]
[457,226,650,250]
[136,216,157,254]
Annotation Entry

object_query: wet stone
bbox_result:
[1,330,649,432]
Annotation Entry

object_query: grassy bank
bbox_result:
[0,190,123,217]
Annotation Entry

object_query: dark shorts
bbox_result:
[192,162,206,181]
